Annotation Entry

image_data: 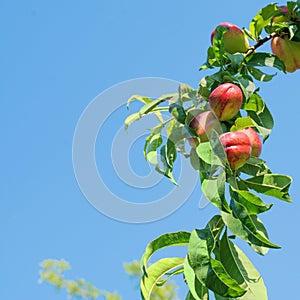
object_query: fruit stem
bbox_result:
[244,32,279,58]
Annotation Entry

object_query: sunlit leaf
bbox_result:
[243,174,292,202]
[141,231,190,270]
[141,257,184,300]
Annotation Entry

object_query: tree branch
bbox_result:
[244,32,279,58]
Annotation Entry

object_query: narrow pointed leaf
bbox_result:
[124,113,141,130]
[127,95,153,108]
[243,174,292,202]
[221,210,279,253]
[139,94,177,115]
[141,257,184,300]
[206,258,246,298]
[201,169,231,212]
[230,188,273,215]
[247,102,274,141]
[188,216,225,284]
[184,257,209,300]
[141,231,190,270]
[219,233,268,299]
[248,67,276,82]
[231,200,280,249]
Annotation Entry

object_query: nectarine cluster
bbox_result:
[188,80,262,170]
[185,22,266,170]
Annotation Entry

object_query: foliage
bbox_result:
[124,2,298,299]
[39,259,178,300]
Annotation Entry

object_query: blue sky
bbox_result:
[1,0,300,299]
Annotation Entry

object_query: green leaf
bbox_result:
[196,142,223,167]
[145,133,163,165]
[165,139,177,169]
[219,234,268,300]
[201,169,231,213]
[230,117,255,132]
[138,93,177,116]
[156,266,184,286]
[141,231,190,270]
[248,66,277,82]
[247,102,274,141]
[221,211,275,254]
[167,118,176,137]
[143,124,164,161]
[230,188,273,215]
[201,26,229,70]
[188,216,225,285]
[125,107,165,130]
[249,4,278,39]
[190,148,201,171]
[243,174,293,202]
[227,53,245,72]
[206,258,246,298]
[249,216,270,255]
[124,112,141,130]
[242,93,264,113]
[127,95,153,108]
[209,130,228,168]
[184,257,209,300]
[158,140,178,185]
[243,27,257,41]
[169,103,187,124]
[179,83,199,104]
[237,76,256,100]
[227,200,280,249]
[199,77,212,100]
[246,52,286,72]
[141,257,184,300]
[214,294,235,300]
[239,157,271,177]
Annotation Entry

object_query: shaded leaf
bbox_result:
[206,258,246,298]
[247,102,274,141]
[169,103,187,124]
[248,67,277,82]
[219,234,268,300]
[230,188,273,215]
[239,156,271,177]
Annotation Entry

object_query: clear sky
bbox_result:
[1,0,300,299]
